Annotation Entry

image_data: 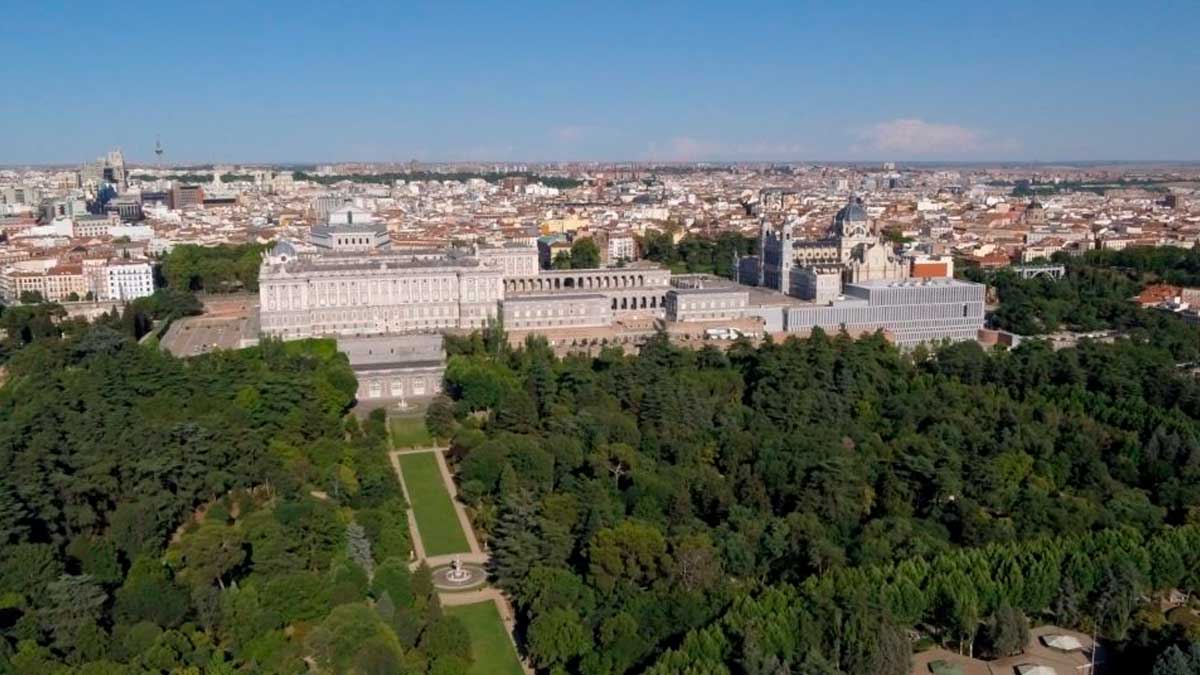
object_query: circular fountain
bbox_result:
[446,557,470,582]
[432,556,486,591]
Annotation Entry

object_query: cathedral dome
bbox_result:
[271,240,296,258]
[835,199,868,226]
[834,197,871,238]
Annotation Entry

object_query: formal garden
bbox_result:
[391,418,526,675]
[394,451,472,558]
[447,601,525,675]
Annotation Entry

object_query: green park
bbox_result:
[394,450,471,557]
[390,413,435,447]
[391,419,525,675]
[447,601,526,675]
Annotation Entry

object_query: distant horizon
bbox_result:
[6,157,1200,171]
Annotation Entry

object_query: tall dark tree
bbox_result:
[489,490,544,597]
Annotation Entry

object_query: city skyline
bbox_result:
[3,1,1198,164]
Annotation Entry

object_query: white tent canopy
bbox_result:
[1016,666,1058,675]
[1043,634,1085,652]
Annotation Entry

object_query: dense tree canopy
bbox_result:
[160,243,267,293]
[0,289,201,363]
[0,326,462,673]
[435,300,1200,673]
[1080,245,1200,288]
[639,230,756,278]
[7,242,1200,673]
[967,246,1200,362]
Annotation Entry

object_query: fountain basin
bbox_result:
[431,562,487,591]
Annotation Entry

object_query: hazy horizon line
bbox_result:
[5,158,1200,170]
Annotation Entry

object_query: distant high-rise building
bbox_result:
[170,185,205,210]
[499,176,528,192]
[106,195,144,222]
[1,185,41,206]
[80,149,128,191]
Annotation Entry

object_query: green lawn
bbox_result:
[395,452,470,556]
[446,601,524,675]
[390,415,434,448]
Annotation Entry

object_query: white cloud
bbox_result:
[551,125,587,143]
[854,118,1020,157]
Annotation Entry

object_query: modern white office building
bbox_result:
[784,277,986,346]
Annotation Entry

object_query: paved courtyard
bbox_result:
[160,295,259,358]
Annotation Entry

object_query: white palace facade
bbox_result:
[259,241,506,339]
[258,207,672,340]
[259,204,986,356]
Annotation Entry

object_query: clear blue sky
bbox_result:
[2,1,1198,164]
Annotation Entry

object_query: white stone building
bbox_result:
[105,261,155,301]
[502,293,612,330]
[476,243,539,277]
[258,242,503,339]
[756,196,906,299]
[339,334,445,402]
[310,206,390,252]
[664,287,750,323]
[259,219,673,340]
